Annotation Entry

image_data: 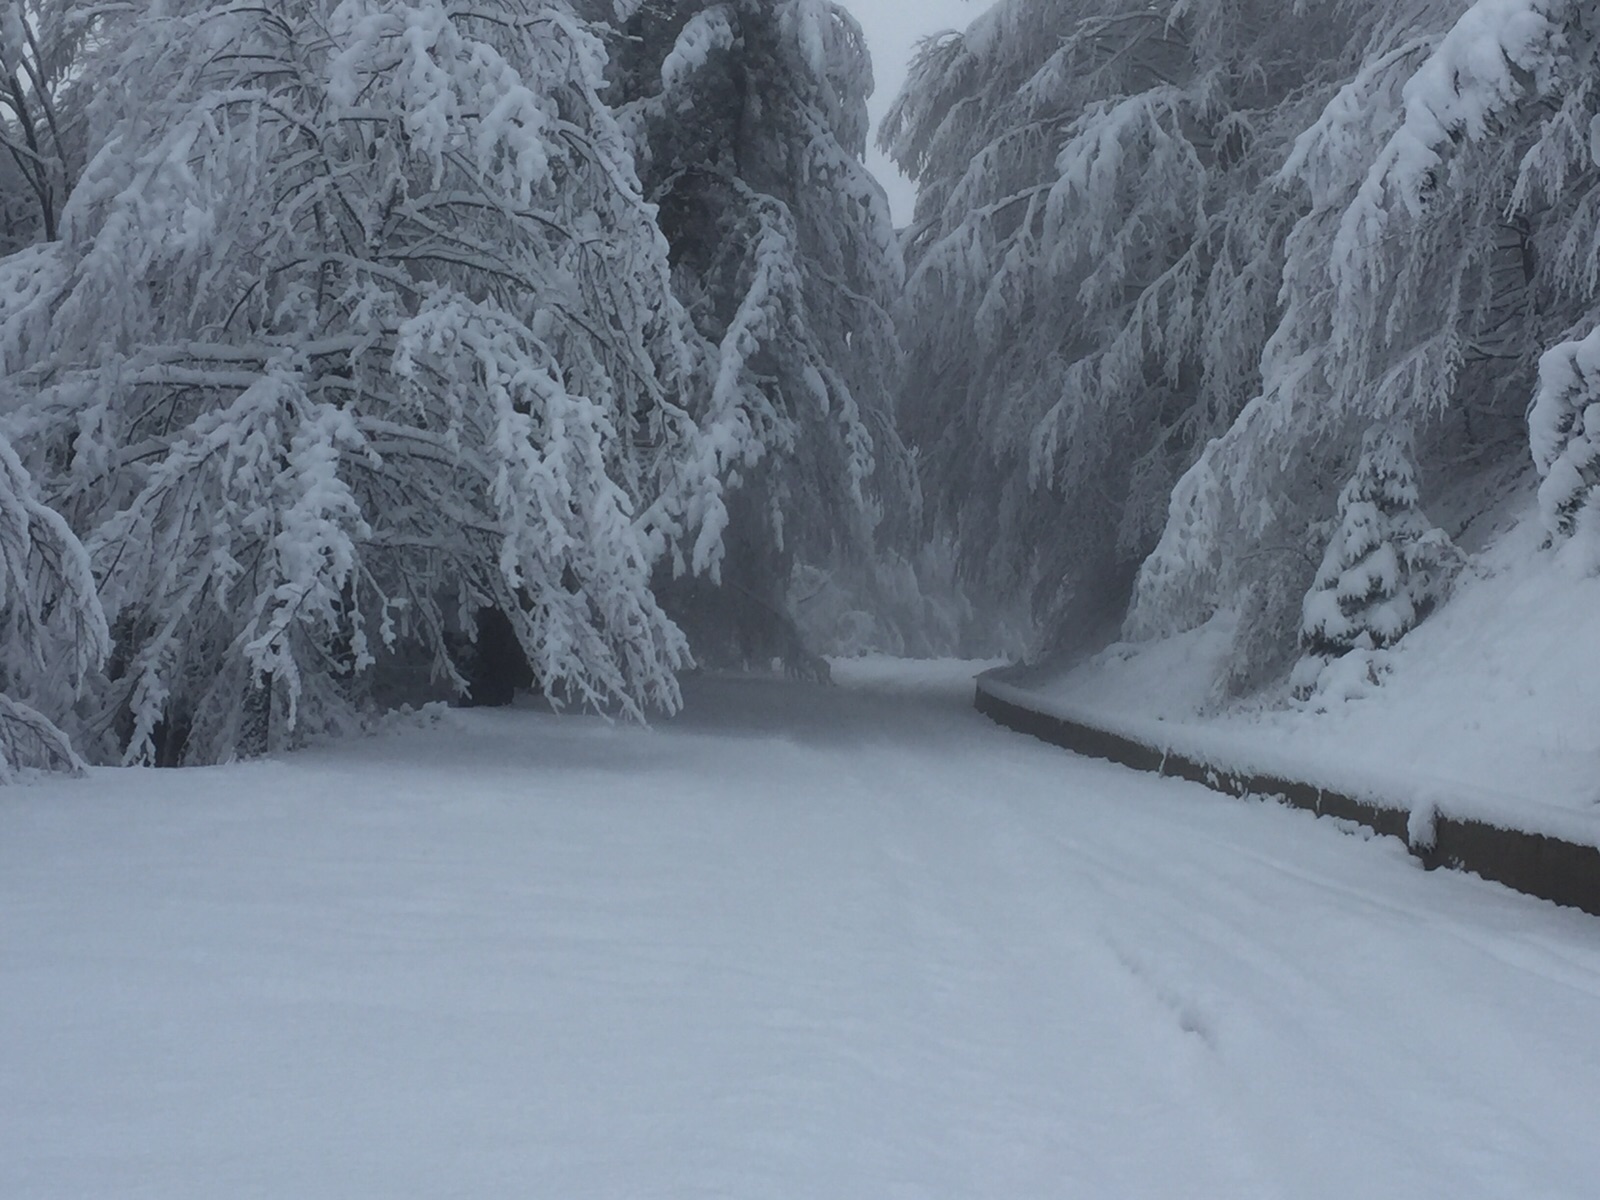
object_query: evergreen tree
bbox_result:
[1531,323,1600,563]
[1293,425,1456,695]
[606,0,907,674]
[886,0,1600,686]
[1133,0,1599,683]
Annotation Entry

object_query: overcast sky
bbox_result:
[844,0,981,223]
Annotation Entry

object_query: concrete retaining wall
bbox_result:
[975,681,1600,917]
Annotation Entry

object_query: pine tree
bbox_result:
[606,0,907,674]
[1531,323,1600,561]
[1294,425,1456,694]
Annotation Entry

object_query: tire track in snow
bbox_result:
[6,666,1600,1199]
[924,700,1600,1200]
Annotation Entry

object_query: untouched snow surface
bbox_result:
[1017,498,1600,841]
[6,658,1600,1198]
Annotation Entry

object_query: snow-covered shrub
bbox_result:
[0,434,108,780]
[1530,325,1600,557]
[1293,426,1457,696]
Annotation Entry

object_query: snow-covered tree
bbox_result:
[883,0,1600,686]
[607,0,907,673]
[883,0,1361,649]
[0,0,724,764]
[0,0,100,252]
[1531,323,1600,559]
[1132,0,1600,680]
[1293,425,1457,694]
[0,432,108,780]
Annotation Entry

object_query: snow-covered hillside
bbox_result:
[1004,474,1600,839]
[6,661,1600,1198]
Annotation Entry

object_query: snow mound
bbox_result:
[1025,610,1240,721]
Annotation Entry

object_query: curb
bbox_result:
[975,679,1600,917]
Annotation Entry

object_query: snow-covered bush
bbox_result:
[1530,325,1600,557]
[1293,426,1458,696]
[0,0,724,763]
[0,433,108,780]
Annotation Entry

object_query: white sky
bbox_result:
[843,0,983,223]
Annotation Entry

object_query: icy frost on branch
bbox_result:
[1531,325,1600,556]
[0,433,108,781]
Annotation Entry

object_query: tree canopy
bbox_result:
[6,0,1600,770]
[0,0,902,766]
[888,0,1600,685]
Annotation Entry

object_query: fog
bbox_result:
[844,0,980,223]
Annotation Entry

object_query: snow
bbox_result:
[1531,324,1600,550]
[7,660,1600,1198]
[1335,0,1563,289]
[1009,493,1600,844]
[659,8,736,93]
[1389,0,1563,187]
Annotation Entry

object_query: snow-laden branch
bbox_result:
[0,0,722,763]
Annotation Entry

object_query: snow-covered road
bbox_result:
[5,660,1600,1198]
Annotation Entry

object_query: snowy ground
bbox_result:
[1012,490,1600,843]
[6,658,1600,1198]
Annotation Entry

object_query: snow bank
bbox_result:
[1002,493,1600,847]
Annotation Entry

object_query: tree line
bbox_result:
[0,0,909,772]
[886,0,1600,699]
[6,0,1600,774]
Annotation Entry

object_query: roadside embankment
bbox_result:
[976,670,1600,917]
